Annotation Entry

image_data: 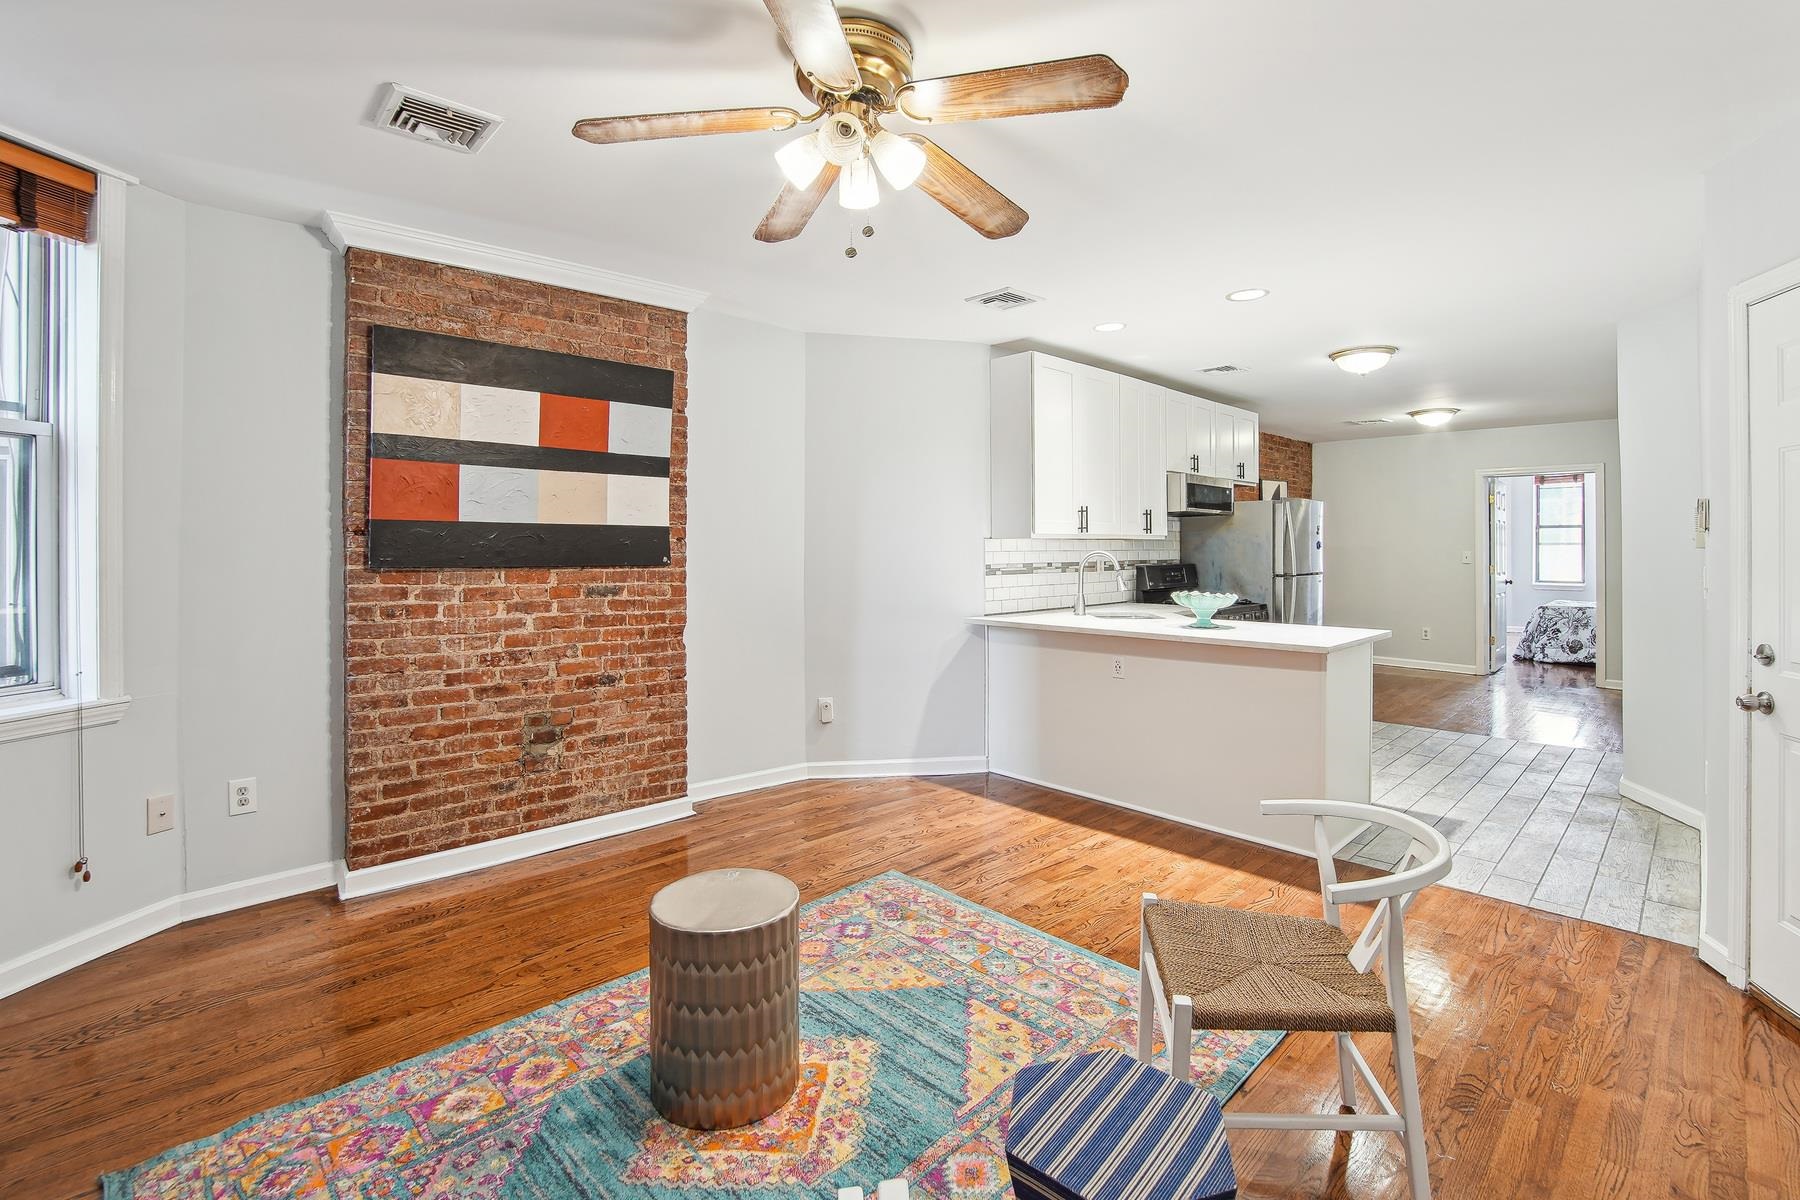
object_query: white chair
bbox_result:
[1136,799,1453,1200]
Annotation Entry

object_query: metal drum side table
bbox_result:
[648,868,801,1129]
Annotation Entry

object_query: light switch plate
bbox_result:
[146,794,175,835]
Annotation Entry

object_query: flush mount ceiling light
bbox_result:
[1093,321,1126,332]
[1329,345,1398,375]
[571,3,1130,243]
[1225,288,1269,302]
[1408,407,1460,427]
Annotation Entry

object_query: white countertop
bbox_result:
[969,604,1392,654]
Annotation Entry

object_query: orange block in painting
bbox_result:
[539,393,609,452]
[369,458,459,522]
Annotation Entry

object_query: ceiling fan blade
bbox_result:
[897,54,1128,124]
[906,136,1028,239]
[763,0,861,94]
[572,107,803,144]
[755,163,841,242]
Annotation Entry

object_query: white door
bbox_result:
[1748,285,1800,1012]
[1488,480,1512,673]
[1030,358,1079,536]
[1073,366,1121,535]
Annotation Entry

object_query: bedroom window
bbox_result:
[1533,473,1585,586]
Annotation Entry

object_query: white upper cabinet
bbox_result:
[1226,408,1260,486]
[991,352,1256,538]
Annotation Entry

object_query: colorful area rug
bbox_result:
[102,872,1281,1199]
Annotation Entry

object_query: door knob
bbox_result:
[1753,643,1775,666]
[1735,691,1775,715]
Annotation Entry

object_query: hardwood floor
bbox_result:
[2,774,1793,1199]
[1374,658,1623,751]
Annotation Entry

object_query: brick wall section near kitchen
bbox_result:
[1235,430,1314,500]
[342,249,687,869]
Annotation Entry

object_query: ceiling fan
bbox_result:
[571,0,1128,243]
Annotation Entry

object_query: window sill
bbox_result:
[0,694,132,746]
[1531,582,1589,591]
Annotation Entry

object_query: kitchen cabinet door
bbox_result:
[1163,390,1195,473]
[1231,410,1260,484]
[1120,377,1165,537]
[1072,365,1121,535]
[1189,396,1219,478]
[1029,357,1080,535]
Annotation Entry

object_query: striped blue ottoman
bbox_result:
[1006,1050,1236,1200]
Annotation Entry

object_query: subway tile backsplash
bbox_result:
[983,536,1181,615]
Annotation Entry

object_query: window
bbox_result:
[0,227,69,695]
[1533,473,1585,586]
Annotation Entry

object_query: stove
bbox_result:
[1133,562,1271,622]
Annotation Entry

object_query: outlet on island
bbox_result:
[228,777,258,816]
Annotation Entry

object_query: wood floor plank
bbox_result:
[0,772,1790,1199]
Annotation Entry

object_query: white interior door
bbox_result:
[1748,285,1800,1013]
[1488,479,1512,673]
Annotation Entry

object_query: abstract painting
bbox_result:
[366,326,675,568]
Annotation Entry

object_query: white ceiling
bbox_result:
[7,0,1800,441]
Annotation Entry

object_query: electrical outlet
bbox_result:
[1461,550,1473,565]
[1421,627,1432,641]
[146,794,174,835]
[1111,657,1126,680]
[817,697,836,724]
[228,777,258,816]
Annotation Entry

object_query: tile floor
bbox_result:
[1342,723,1701,946]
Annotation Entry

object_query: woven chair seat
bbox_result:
[1144,899,1395,1034]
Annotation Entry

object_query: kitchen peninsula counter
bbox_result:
[969,605,1392,854]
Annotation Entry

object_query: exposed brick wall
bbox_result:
[1234,431,1314,500]
[342,250,687,870]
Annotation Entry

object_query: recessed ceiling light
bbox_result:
[1093,321,1126,332]
[1225,288,1269,302]
[1329,345,1398,375]
[1409,407,1460,427]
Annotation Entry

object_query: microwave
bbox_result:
[1166,472,1235,517]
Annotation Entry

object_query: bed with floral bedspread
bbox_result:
[1513,599,1596,664]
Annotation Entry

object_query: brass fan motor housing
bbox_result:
[795,17,914,107]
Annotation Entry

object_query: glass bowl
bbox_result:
[1169,590,1238,629]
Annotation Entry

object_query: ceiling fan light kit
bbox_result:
[572,0,1128,243]
[1329,345,1398,375]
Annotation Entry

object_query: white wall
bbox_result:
[1312,420,1623,682]
[803,334,989,769]
[1617,294,1704,826]
[685,310,807,791]
[1697,117,1800,964]
[1502,473,1597,628]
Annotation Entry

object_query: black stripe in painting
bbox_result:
[369,325,675,410]
[368,521,672,569]
[370,434,670,478]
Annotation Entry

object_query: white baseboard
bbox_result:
[337,796,696,899]
[1698,931,1747,988]
[688,763,809,803]
[807,755,989,779]
[1373,656,1484,675]
[1600,678,1624,691]
[1619,778,1703,831]
[0,861,336,1000]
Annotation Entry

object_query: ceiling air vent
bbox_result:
[965,287,1042,311]
[372,84,503,153]
[1343,417,1392,426]
[1199,364,1245,374]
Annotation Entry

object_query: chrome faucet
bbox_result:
[1073,550,1122,616]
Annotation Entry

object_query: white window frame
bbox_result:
[0,166,130,744]
[1531,473,1587,589]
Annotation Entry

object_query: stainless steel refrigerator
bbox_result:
[1177,499,1326,624]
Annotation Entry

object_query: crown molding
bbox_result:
[318,211,708,313]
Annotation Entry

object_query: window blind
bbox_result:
[0,138,97,243]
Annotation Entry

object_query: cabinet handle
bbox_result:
[1190,454,1198,472]
[1142,508,1151,534]
[1078,505,1088,533]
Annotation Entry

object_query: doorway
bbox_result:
[1484,471,1601,680]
